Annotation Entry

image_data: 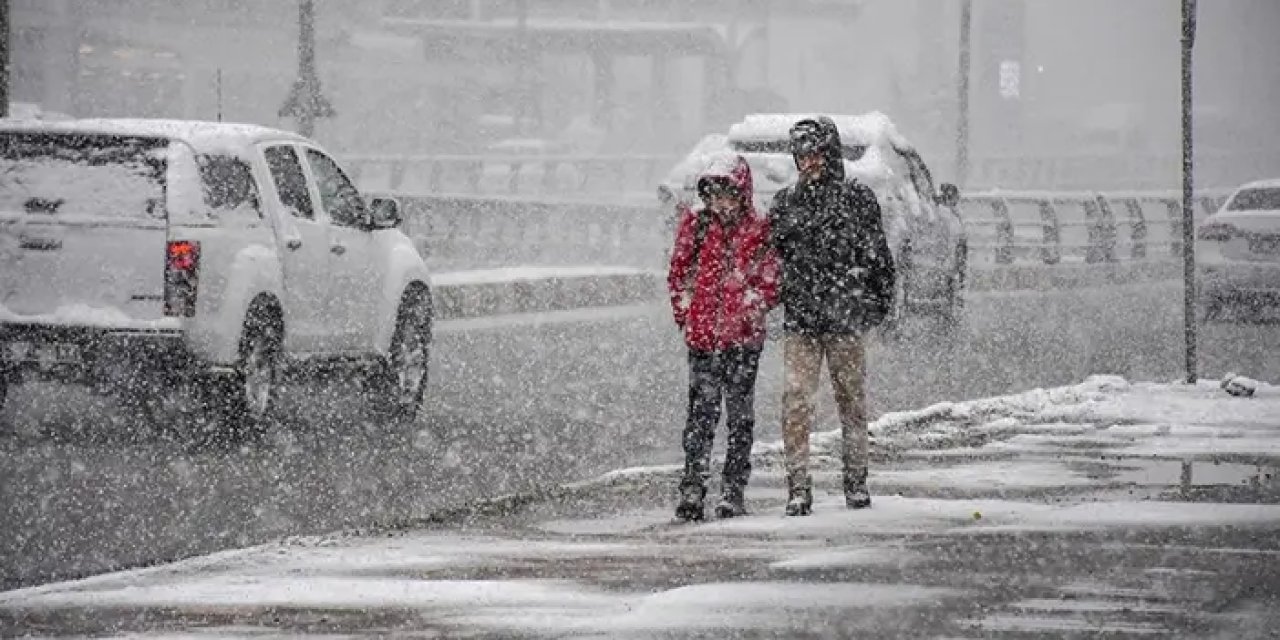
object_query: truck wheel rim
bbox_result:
[395,328,426,404]
[242,335,275,417]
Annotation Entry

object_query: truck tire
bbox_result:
[882,242,913,339]
[940,242,967,328]
[370,289,431,424]
[200,303,282,445]
[0,370,9,417]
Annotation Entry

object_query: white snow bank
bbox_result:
[754,374,1280,463]
[753,375,1131,457]
[537,508,672,536]
[430,265,652,287]
[449,582,963,635]
[10,575,622,612]
[770,545,917,570]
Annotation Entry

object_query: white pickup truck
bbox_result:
[0,119,433,438]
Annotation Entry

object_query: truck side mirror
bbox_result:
[370,197,402,229]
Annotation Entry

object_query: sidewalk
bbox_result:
[3,376,1279,638]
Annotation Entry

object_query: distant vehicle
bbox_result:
[1196,178,1280,321]
[0,119,433,438]
[658,112,968,326]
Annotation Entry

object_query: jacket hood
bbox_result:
[791,116,846,182]
[696,152,756,211]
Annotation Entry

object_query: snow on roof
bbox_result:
[0,118,305,154]
[727,111,914,151]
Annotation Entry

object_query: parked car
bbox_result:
[1196,178,1280,321]
[0,119,433,438]
[658,112,967,326]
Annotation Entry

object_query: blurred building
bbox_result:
[9,0,1280,187]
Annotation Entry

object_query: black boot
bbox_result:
[785,472,812,517]
[675,476,706,522]
[844,467,871,509]
[715,483,747,519]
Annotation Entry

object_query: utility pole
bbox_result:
[278,0,333,138]
[515,0,529,135]
[955,0,972,188]
[0,0,10,118]
[1181,0,1197,383]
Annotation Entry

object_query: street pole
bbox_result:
[1181,0,1197,383]
[955,0,972,188]
[296,0,316,137]
[278,0,333,138]
[0,0,9,118]
[515,0,528,135]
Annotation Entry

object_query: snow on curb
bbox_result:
[753,374,1133,460]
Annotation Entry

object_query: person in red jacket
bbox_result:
[667,153,780,521]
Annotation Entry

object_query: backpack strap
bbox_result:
[683,208,711,294]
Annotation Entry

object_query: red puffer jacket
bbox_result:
[666,154,780,352]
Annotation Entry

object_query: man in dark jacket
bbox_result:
[768,116,895,515]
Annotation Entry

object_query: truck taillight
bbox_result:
[165,240,201,317]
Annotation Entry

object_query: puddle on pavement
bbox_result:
[1108,459,1273,487]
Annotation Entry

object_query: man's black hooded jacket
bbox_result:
[768,116,897,335]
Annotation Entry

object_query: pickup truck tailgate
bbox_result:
[0,131,169,324]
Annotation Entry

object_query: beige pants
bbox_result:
[782,334,868,479]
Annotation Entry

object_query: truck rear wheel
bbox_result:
[940,243,967,328]
[199,304,282,446]
[0,370,9,418]
[882,243,912,339]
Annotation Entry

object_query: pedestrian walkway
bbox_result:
[3,376,1278,638]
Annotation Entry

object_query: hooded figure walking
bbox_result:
[769,117,896,515]
[667,153,780,522]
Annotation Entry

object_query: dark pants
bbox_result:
[681,346,763,495]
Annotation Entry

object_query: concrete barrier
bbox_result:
[430,268,663,320]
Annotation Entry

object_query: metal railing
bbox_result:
[384,187,1234,276]
[960,189,1233,266]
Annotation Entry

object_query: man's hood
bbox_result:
[792,116,847,183]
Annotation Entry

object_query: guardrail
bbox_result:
[347,153,672,200]
[398,187,1235,317]
[385,188,1234,274]
[959,189,1234,266]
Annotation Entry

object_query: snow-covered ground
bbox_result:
[2,375,1278,637]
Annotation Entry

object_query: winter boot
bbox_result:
[784,472,813,517]
[844,467,871,510]
[715,483,747,519]
[674,476,707,522]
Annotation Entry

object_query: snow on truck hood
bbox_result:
[726,111,913,152]
[661,112,911,206]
